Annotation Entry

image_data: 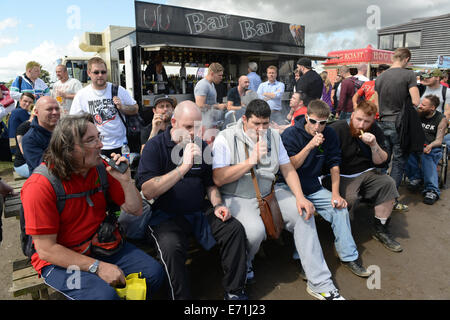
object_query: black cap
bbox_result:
[153,94,175,107]
[296,57,312,69]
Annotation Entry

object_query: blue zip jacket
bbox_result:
[22,117,53,173]
[280,115,341,196]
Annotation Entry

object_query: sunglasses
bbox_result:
[92,70,107,75]
[307,115,327,125]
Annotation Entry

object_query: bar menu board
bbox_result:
[135,1,305,47]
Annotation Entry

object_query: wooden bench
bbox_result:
[3,179,26,219]
[9,258,49,300]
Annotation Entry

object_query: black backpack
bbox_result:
[20,163,113,258]
[111,84,143,153]
[351,77,365,93]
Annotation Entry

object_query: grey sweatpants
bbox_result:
[222,184,336,293]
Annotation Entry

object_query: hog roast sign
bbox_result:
[135,1,305,47]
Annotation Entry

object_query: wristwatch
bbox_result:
[88,260,100,274]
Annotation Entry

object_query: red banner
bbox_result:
[323,45,393,66]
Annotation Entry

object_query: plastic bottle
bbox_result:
[121,143,130,162]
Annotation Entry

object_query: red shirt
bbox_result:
[291,107,308,126]
[21,165,125,274]
[357,80,376,102]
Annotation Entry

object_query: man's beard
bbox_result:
[418,108,433,118]
[349,120,372,137]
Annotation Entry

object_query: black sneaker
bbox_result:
[373,218,403,252]
[341,260,372,278]
[423,191,438,205]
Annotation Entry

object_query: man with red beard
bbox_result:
[328,100,403,253]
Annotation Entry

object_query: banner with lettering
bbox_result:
[135,1,304,47]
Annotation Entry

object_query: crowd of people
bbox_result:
[0,47,448,300]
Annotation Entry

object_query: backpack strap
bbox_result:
[33,164,67,213]
[111,83,127,129]
[442,85,447,108]
[18,76,23,92]
[33,164,110,214]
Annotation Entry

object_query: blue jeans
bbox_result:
[378,121,408,189]
[14,164,30,178]
[41,242,165,300]
[305,188,359,262]
[405,148,442,196]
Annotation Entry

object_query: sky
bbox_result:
[1,0,449,82]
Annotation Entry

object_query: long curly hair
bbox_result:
[43,113,95,181]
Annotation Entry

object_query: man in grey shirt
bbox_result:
[375,48,420,212]
[194,63,227,127]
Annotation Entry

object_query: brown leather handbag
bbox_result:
[245,144,284,239]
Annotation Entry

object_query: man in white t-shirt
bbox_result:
[420,69,450,118]
[70,57,138,157]
[212,99,345,300]
[52,65,83,115]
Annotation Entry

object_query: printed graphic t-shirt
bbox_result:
[70,83,137,149]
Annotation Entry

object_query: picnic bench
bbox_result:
[2,177,50,299]
[3,178,26,219]
[9,258,49,300]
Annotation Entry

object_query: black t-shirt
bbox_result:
[421,111,444,145]
[227,87,241,106]
[295,70,324,106]
[14,120,31,167]
[330,120,389,175]
[136,126,214,214]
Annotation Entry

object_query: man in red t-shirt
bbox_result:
[352,64,390,115]
[271,92,308,133]
[290,91,308,126]
[21,113,165,300]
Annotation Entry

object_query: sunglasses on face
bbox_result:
[92,70,107,75]
[307,115,327,125]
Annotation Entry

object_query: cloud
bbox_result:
[0,37,19,48]
[0,17,19,31]
[0,36,94,82]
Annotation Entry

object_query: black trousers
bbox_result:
[148,211,247,300]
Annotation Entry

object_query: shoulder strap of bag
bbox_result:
[33,164,67,213]
[111,83,127,128]
[244,144,263,202]
[33,164,110,213]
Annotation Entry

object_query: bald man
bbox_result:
[136,101,248,300]
[227,76,251,111]
[22,96,61,172]
[225,75,258,126]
